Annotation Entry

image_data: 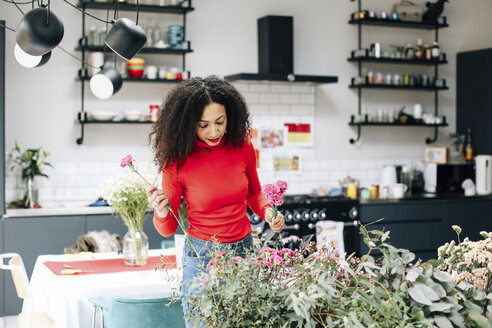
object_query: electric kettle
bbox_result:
[475,155,492,195]
[380,165,398,189]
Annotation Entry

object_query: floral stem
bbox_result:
[166,204,202,261]
[130,168,153,186]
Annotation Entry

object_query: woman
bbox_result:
[146,75,285,325]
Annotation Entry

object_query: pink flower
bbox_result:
[262,180,288,206]
[120,154,135,168]
[276,180,288,193]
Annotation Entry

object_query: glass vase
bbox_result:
[123,228,149,266]
[25,177,39,208]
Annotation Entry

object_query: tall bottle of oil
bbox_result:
[465,127,474,161]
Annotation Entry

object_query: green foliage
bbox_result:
[178,224,492,328]
[8,140,52,181]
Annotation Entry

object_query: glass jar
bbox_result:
[123,228,149,266]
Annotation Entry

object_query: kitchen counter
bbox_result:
[359,192,492,205]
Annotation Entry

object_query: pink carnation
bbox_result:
[120,154,135,168]
[275,180,288,194]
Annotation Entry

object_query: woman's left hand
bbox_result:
[265,208,285,233]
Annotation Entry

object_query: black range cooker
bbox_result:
[248,194,360,255]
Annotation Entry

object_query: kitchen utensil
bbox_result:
[124,110,142,121]
[346,183,358,199]
[475,155,492,195]
[90,111,118,121]
[370,42,381,58]
[392,183,408,199]
[381,165,398,189]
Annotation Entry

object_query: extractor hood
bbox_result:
[224,15,338,85]
[224,73,338,84]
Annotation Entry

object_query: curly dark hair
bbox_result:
[149,75,251,171]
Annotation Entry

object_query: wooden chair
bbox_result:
[0,253,55,328]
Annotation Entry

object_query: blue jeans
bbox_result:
[181,234,253,328]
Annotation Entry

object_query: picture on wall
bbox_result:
[249,128,260,169]
[260,127,284,148]
[273,152,301,173]
[283,122,313,147]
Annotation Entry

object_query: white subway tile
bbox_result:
[232,82,249,93]
[358,159,377,169]
[303,159,320,171]
[5,188,21,203]
[76,175,91,187]
[260,93,280,104]
[290,105,313,116]
[320,160,339,170]
[55,163,79,175]
[249,104,270,116]
[79,163,103,174]
[339,159,359,170]
[311,171,331,180]
[349,170,367,180]
[285,182,300,194]
[270,84,290,93]
[290,84,313,94]
[367,169,381,181]
[300,94,315,105]
[269,104,289,116]
[54,175,67,187]
[243,92,260,105]
[280,94,300,105]
[66,176,79,188]
[249,83,270,93]
[330,170,347,181]
[300,184,315,194]
[38,188,55,202]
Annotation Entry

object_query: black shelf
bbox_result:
[348,17,448,30]
[224,73,338,84]
[349,84,449,91]
[78,76,185,83]
[349,122,448,127]
[76,45,193,55]
[79,120,153,124]
[348,55,447,65]
[77,1,195,14]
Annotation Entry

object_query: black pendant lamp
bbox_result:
[16,6,64,56]
[14,44,51,68]
[89,67,123,100]
[104,18,146,60]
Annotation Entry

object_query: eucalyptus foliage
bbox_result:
[181,225,492,328]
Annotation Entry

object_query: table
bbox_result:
[29,250,181,328]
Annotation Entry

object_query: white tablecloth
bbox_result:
[29,250,181,328]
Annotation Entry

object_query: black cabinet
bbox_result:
[0,217,4,316]
[3,216,86,315]
[360,202,446,260]
[359,198,492,261]
[442,199,492,242]
[457,48,492,155]
[0,20,5,317]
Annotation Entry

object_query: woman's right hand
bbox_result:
[146,185,169,217]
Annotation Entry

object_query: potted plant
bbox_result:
[8,141,52,208]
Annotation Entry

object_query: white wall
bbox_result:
[1,0,492,202]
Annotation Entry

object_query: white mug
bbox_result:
[146,65,158,79]
[392,183,408,199]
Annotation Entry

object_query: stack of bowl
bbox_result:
[168,25,183,50]
[127,57,145,78]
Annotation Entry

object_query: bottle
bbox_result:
[415,38,423,59]
[431,41,440,60]
[424,44,432,60]
[465,127,474,161]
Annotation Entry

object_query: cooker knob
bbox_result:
[301,210,310,222]
[348,206,359,220]
[250,213,262,225]
[309,210,318,222]
[318,208,327,220]
[293,210,302,222]
[284,210,293,223]
[308,223,316,229]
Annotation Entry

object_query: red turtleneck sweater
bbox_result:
[153,137,270,243]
